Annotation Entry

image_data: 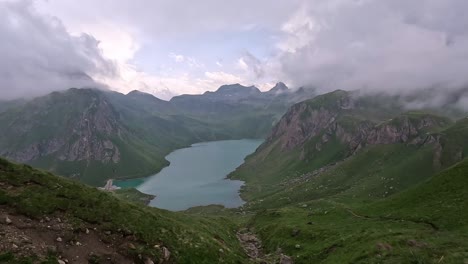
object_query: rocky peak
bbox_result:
[268,82,289,94]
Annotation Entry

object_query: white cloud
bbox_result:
[204,71,243,85]
[4,0,468,102]
[0,0,115,99]
[237,58,249,71]
[169,53,185,63]
[277,0,468,95]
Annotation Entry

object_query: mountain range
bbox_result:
[0,83,312,185]
[0,84,467,263]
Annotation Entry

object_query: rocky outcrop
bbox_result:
[0,89,123,165]
[365,115,450,145]
[270,105,339,151]
[265,90,369,154]
[263,90,453,165]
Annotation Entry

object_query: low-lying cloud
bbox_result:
[0,0,116,100]
[2,0,468,106]
[277,0,468,98]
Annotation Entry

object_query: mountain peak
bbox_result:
[127,90,154,98]
[127,90,168,102]
[216,83,261,94]
[268,82,289,93]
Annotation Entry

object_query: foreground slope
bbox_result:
[0,158,248,263]
[248,159,468,263]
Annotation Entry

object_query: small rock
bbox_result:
[57,218,62,223]
[162,247,171,261]
[5,216,12,225]
[45,217,51,222]
[76,241,82,246]
[407,239,427,248]
[85,228,90,234]
[12,243,18,249]
[280,254,293,264]
[58,260,66,264]
[104,231,112,235]
[144,258,154,264]
[153,244,160,248]
[47,245,58,254]
[128,243,136,250]
[295,244,301,249]
[291,229,301,237]
[56,237,63,242]
[376,242,393,252]
[219,249,224,253]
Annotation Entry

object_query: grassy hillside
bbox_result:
[230,91,453,202]
[0,158,248,263]
[246,159,468,264]
[225,90,467,263]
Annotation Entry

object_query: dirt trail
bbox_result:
[236,228,293,264]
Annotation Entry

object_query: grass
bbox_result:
[0,88,287,186]
[0,158,249,263]
[113,188,155,206]
[228,93,468,263]
[246,159,468,263]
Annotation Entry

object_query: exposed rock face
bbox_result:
[264,90,452,163]
[270,105,338,151]
[365,115,450,145]
[266,91,369,153]
[0,89,123,165]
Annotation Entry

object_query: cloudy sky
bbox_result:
[1,0,468,100]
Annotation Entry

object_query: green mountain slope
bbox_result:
[0,158,248,263]
[0,84,316,186]
[247,159,468,263]
[230,90,454,201]
[0,89,176,186]
[226,90,468,263]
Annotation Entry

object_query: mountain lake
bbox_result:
[115,139,263,211]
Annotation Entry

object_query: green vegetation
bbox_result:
[0,158,248,263]
[227,91,468,263]
[247,159,468,263]
[2,88,468,263]
[113,188,155,206]
[0,87,296,186]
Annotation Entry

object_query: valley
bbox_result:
[0,83,309,186]
[1,86,467,263]
[2,2,468,263]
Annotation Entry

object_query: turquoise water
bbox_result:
[115,139,262,211]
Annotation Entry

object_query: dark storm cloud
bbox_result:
[0,0,116,99]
